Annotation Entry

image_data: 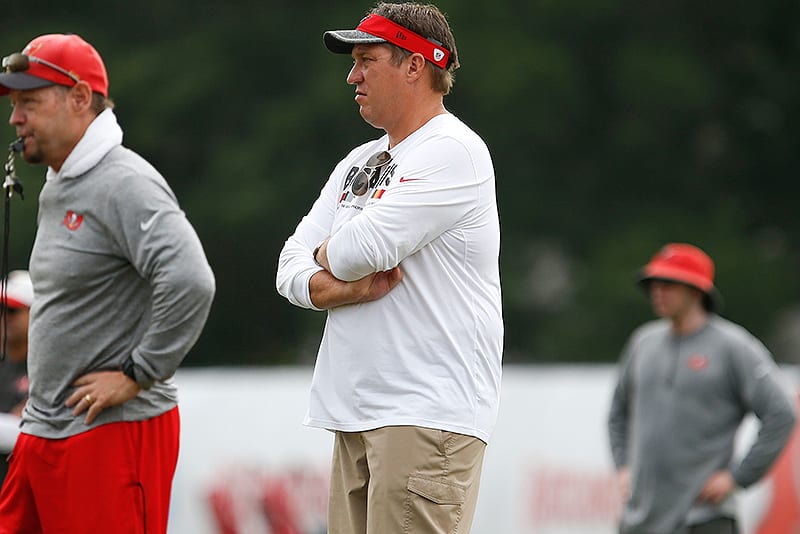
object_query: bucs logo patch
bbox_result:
[62,210,84,231]
[687,354,709,371]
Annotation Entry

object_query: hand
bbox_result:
[10,399,26,417]
[310,266,403,309]
[65,371,141,425]
[697,470,736,504]
[350,267,404,304]
[616,467,632,502]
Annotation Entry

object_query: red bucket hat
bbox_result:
[639,243,721,311]
[0,34,108,97]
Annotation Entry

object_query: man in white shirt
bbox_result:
[276,3,503,532]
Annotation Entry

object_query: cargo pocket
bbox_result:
[404,475,466,533]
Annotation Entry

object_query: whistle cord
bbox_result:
[0,189,10,361]
[1,140,23,361]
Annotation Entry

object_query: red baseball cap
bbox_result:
[639,243,721,310]
[0,34,108,97]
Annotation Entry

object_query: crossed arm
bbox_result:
[309,238,403,310]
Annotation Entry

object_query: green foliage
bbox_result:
[1,0,799,366]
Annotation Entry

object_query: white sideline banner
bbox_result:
[170,365,800,534]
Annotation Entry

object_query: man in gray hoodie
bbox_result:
[0,34,215,533]
[608,243,796,534]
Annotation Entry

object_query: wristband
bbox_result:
[121,355,153,390]
[313,243,323,266]
[121,355,137,381]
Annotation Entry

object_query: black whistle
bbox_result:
[5,138,24,199]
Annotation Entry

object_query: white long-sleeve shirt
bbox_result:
[277,113,503,442]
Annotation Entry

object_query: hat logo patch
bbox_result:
[433,49,445,62]
[23,43,43,55]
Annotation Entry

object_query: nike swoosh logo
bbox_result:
[140,212,161,231]
[398,177,422,182]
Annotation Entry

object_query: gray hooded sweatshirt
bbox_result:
[608,315,796,533]
[22,109,215,439]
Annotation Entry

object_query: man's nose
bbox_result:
[8,105,24,126]
[347,65,362,85]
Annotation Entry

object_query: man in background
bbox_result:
[608,243,796,533]
[277,3,503,532]
[0,33,215,533]
[0,270,32,486]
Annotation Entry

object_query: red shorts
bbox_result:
[0,406,180,534]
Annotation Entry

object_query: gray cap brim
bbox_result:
[324,29,387,54]
[0,72,55,92]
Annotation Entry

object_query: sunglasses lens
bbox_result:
[2,53,28,73]
[367,151,391,167]
[351,171,369,196]
[350,151,391,197]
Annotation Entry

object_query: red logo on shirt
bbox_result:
[62,210,84,231]
[687,354,709,371]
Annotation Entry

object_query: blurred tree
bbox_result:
[0,0,798,366]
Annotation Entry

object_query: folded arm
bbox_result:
[310,238,402,309]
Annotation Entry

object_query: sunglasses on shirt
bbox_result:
[351,151,392,196]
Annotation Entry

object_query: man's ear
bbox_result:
[69,82,94,113]
[406,53,427,82]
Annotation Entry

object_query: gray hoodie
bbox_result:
[608,315,796,533]
[22,109,215,439]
